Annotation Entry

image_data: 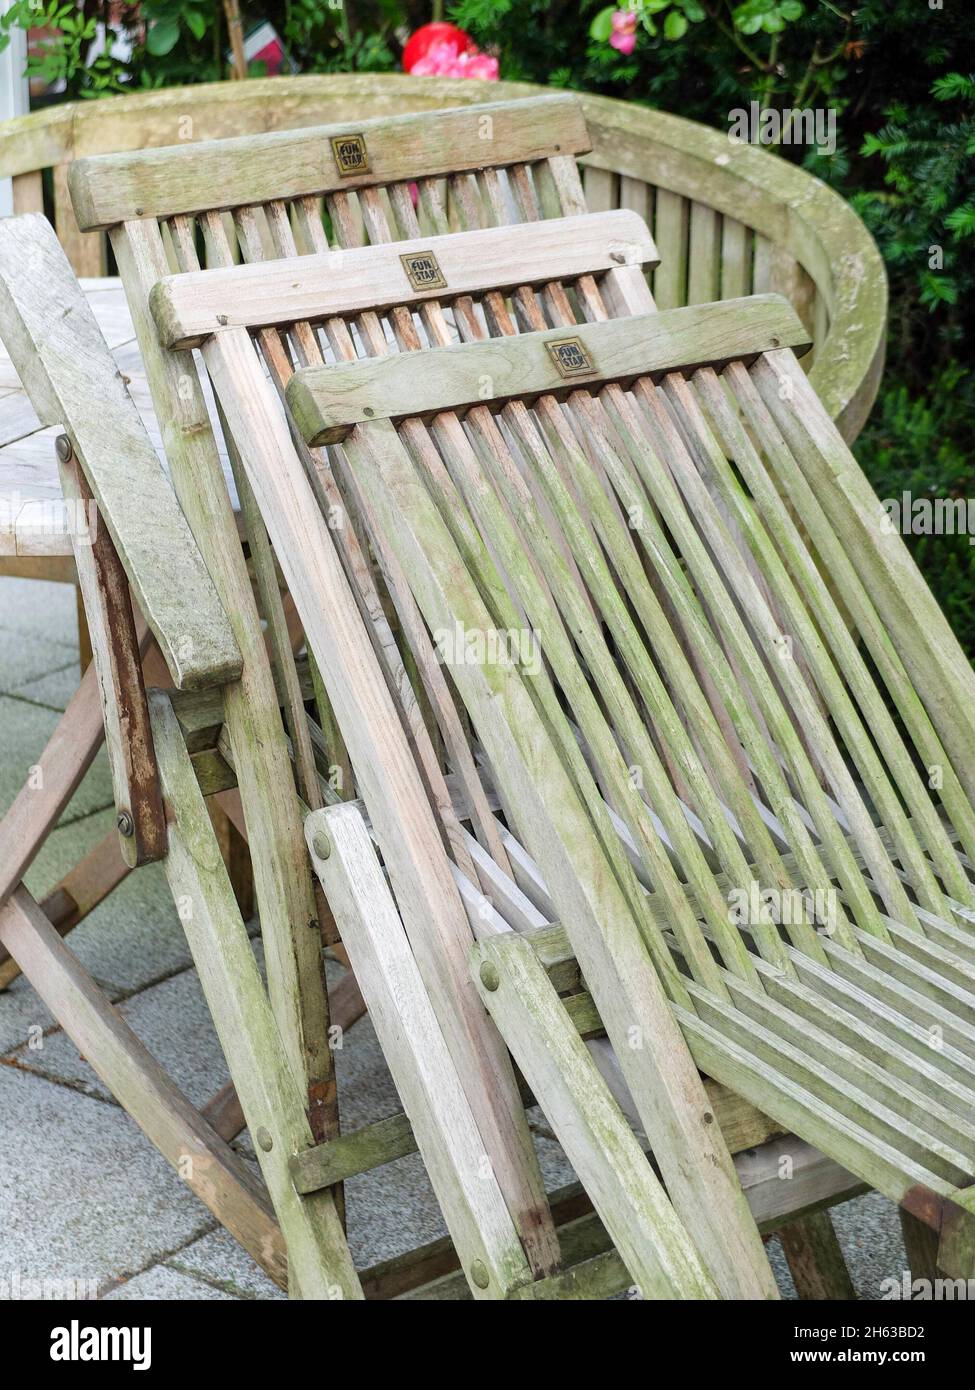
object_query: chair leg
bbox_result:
[777,1210,856,1299]
[149,690,361,1300]
[899,1207,941,1285]
[0,827,130,990]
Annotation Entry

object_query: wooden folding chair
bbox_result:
[137,164,975,1291]
[275,295,975,1287]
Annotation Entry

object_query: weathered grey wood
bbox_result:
[291,1111,417,1195]
[755,351,975,807]
[148,691,361,1301]
[69,95,590,231]
[151,209,657,348]
[0,214,240,690]
[0,883,287,1288]
[111,215,337,1169]
[286,296,809,445]
[306,804,534,1299]
[473,931,719,1300]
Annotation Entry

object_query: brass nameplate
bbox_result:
[400,250,448,292]
[546,337,595,378]
[330,134,370,176]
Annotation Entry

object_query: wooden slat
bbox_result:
[342,415,779,1299]
[687,202,720,305]
[720,217,751,299]
[69,95,591,230]
[287,296,810,445]
[473,931,719,1300]
[652,188,687,310]
[151,210,658,349]
[307,804,536,1298]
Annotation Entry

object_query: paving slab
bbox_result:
[0,638,78,699]
[23,807,195,994]
[167,1227,285,1301]
[11,959,231,1107]
[11,660,81,712]
[0,1065,211,1296]
[105,1265,234,1301]
[0,692,114,826]
[0,576,79,651]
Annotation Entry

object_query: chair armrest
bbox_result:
[0,214,241,691]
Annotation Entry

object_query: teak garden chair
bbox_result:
[188,262,975,1295]
[61,93,866,1298]
[0,94,599,1133]
[140,162,975,1293]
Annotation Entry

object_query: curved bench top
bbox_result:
[0,74,886,442]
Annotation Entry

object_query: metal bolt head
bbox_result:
[311,832,331,861]
[116,811,134,838]
[479,962,500,992]
[470,1260,490,1290]
[55,434,73,463]
[256,1127,274,1152]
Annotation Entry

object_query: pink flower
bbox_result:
[410,38,499,80]
[609,9,638,55]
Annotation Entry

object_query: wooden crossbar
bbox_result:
[150,209,658,349]
[285,295,810,444]
[68,94,590,230]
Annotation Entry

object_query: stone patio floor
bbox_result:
[0,574,908,1300]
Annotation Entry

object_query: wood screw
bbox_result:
[116,811,134,838]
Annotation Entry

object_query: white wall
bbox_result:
[0,2,30,217]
